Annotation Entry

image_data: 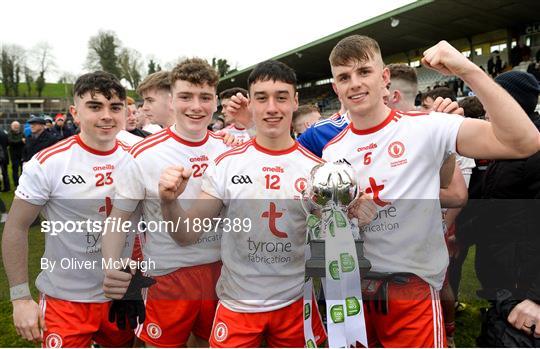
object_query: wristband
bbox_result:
[10,283,31,301]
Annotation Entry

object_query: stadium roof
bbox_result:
[218,0,540,91]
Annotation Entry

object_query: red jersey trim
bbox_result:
[396,110,429,117]
[209,131,224,140]
[166,127,209,147]
[350,109,396,135]
[131,133,170,158]
[118,140,131,151]
[297,143,324,164]
[226,124,246,131]
[129,128,169,155]
[214,140,253,166]
[252,138,298,156]
[75,135,119,156]
[38,139,78,164]
[323,124,351,152]
[36,136,77,162]
[330,112,341,120]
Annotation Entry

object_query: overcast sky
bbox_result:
[1,0,414,81]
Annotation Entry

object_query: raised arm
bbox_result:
[422,41,540,159]
[2,198,46,342]
[159,165,223,245]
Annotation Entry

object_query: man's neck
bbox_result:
[255,133,295,151]
[173,124,207,142]
[349,104,392,130]
[78,132,117,152]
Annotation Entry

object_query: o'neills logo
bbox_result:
[262,166,284,173]
[356,143,377,152]
[93,164,115,172]
[45,333,63,348]
[147,323,162,339]
[190,155,209,162]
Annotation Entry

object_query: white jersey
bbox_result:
[15,135,134,302]
[224,124,251,143]
[142,123,163,134]
[323,110,465,290]
[114,126,229,276]
[201,139,323,312]
[116,129,143,146]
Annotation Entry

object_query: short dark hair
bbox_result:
[219,87,248,100]
[73,71,126,101]
[458,96,485,119]
[422,87,456,102]
[247,60,296,92]
[330,35,382,67]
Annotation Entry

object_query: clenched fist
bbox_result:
[422,40,481,78]
[159,165,192,202]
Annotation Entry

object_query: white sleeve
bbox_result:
[113,157,145,212]
[201,161,225,201]
[15,158,50,206]
[426,112,465,165]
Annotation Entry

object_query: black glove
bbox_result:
[108,267,156,330]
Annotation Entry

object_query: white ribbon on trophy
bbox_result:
[303,162,368,348]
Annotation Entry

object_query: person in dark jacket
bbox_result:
[52,113,74,140]
[475,71,540,345]
[0,127,10,191]
[7,121,25,187]
[22,116,59,163]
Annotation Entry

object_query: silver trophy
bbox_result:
[303,161,371,277]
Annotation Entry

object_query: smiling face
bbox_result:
[70,91,125,147]
[331,56,389,118]
[248,79,298,142]
[171,79,216,139]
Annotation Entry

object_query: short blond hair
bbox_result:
[137,71,170,96]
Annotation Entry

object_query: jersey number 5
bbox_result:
[95,172,113,186]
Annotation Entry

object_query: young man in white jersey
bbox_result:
[101,58,229,347]
[219,87,252,142]
[2,71,136,347]
[157,60,357,347]
[138,71,174,133]
[323,35,539,347]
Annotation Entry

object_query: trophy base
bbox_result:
[305,239,372,278]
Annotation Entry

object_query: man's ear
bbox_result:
[293,91,299,112]
[69,105,78,122]
[332,82,338,96]
[382,67,390,88]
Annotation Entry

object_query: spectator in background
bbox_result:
[475,70,540,345]
[292,104,321,137]
[44,116,54,130]
[52,113,74,140]
[0,127,9,192]
[125,96,151,138]
[22,116,58,163]
[7,121,25,187]
[138,71,173,133]
[452,96,487,313]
